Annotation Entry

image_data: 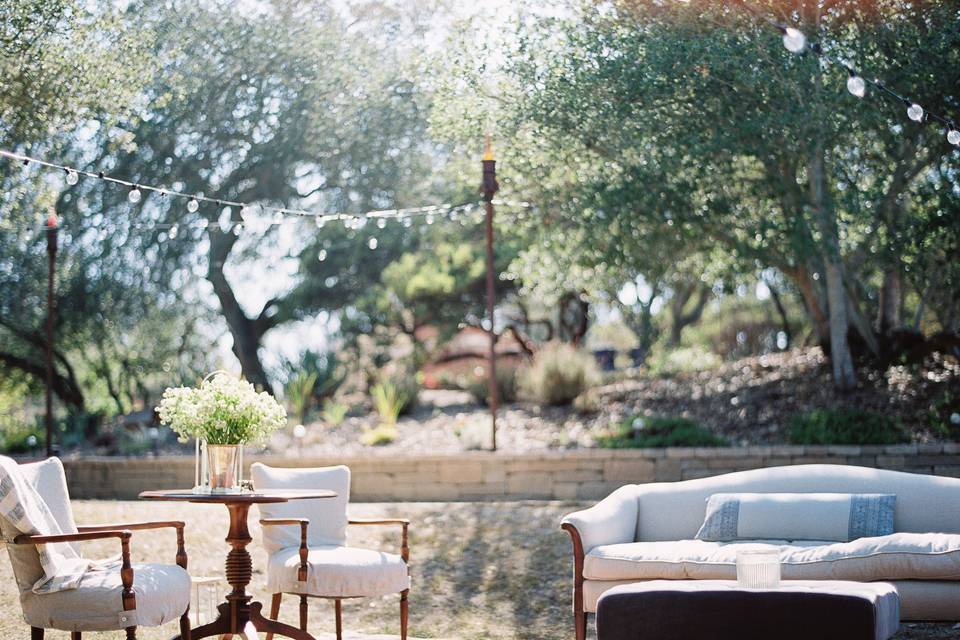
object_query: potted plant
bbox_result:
[158,371,286,492]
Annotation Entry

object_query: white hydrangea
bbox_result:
[157,372,287,445]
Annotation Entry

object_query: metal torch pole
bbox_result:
[45,213,58,457]
[481,140,499,451]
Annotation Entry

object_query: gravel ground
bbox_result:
[259,347,959,457]
[1,501,956,639]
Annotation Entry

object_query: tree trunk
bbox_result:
[877,265,902,336]
[783,264,830,345]
[0,351,85,410]
[668,283,710,346]
[765,278,791,349]
[810,138,856,390]
[206,225,274,394]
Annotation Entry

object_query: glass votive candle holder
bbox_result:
[736,549,781,588]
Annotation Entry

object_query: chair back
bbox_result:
[251,463,350,553]
[0,457,79,592]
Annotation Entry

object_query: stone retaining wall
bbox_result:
[56,443,960,501]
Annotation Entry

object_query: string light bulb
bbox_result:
[64,169,79,185]
[318,249,327,261]
[377,218,387,229]
[233,223,244,236]
[273,210,284,225]
[187,197,199,213]
[315,216,326,229]
[240,206,253,221]
[128,185,142,204]
[168,224,179,239]
[782,27,806,53]
[425,213,435,225]
[368,237,378,250]
[947,128,960,146]
[907,103,924,122]
[846,72,866,98]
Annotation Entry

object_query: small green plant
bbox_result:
[597,415,727,449]
[285,371,319,424]
[646,345,722,377]
[789,409,907,445]
[466,366,518,406]
[371,380,413,427]
[320,399,349,427]
[519,342,601,406]
[360,424,398,446]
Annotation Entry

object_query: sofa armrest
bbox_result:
[560,484,638,552]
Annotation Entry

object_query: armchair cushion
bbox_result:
[266,545,410,598]
[20,563,190,632]
[251,463,350,553]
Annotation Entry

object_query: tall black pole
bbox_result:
[45,212,58,457]
[480,138,499,451]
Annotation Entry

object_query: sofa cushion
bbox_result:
[583,533,960,582]
[696,493,896,542]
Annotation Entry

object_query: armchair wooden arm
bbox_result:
[14,529,138,616]
[260,518,310,581]
[77,520,187,570]
[348,518,410,564]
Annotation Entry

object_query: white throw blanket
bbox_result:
[0,456,110,593]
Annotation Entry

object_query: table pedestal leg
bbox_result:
[176,502,315,640]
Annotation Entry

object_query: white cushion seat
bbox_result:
[20,563,191,632]
[584,533,960,582]
[267,545,410,598]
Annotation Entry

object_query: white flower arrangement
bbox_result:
[157,372,287,445]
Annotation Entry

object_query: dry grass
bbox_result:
[0,500,956,639]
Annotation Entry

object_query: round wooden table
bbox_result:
[139,489,336,640]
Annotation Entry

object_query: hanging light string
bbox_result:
[0,148,503,231]
[736,4,960,146]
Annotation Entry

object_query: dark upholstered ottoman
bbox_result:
[596,580,899,640]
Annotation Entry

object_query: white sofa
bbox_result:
[561,464,960,640]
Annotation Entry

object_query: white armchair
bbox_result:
[250,463,410,640]
[0,456,191,640]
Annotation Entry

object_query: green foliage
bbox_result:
[789,409,908,446]
[598,415,727,449]
[285,371,319,425]
[0,421,43,454]
[646,345,723,377]
[320,399,349,427]
[370,379,415,427]
[360,424,398,446]
[466,365,519,406]
[519,342,601,406]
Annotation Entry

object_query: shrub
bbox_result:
[519,342,601,406]
[360,424,397,446]
[646,345,722,377]
[466,366,518,406]
[789,409,907,445]
[597,415,727,449]
[1,422,43,454]
[320,399,348,427]
[371,379,415,426]
[285,371,318,424]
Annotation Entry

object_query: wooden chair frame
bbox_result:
[562,522,588,640]
[15,521,191,640]
[261,517,409,640]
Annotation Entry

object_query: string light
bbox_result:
[272,210,284,225]
[187,197,199,213]
[377,218,387,229]
[318,249,327,261]
[168,224,179,239]
[64,169,79,185]
[233,223,244,236]
[781,27,806,53]
[128,185,142,204]
[846,71,866,98]
[907,103,924,122]
[368,237,378,250]
[769,20,958,146]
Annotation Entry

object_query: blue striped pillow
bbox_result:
[696,493,896,542]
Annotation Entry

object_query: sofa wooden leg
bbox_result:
[180,605,192,640]
[30,628,43,640]
[400,589,409,640]
[71,633,81,640]
[125,627,136,640]
[575,611,587,640]
[334,598,342,640]
[299,594,308,632]
[265,593,282,640]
